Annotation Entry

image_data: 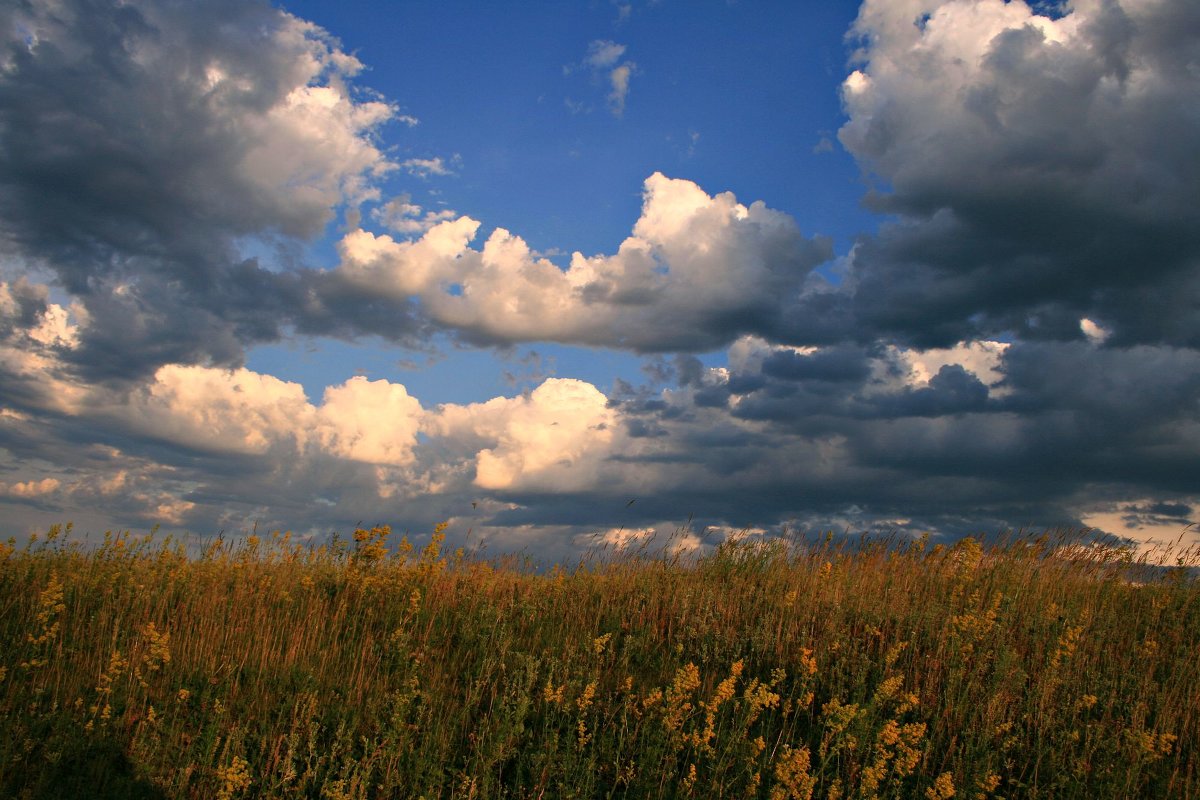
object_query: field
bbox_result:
[1,524,1197,799]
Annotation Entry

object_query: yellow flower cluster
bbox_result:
[22,573,66,669]
[215,755,252,800]
[770,745,816,800]
[926,771,956,799]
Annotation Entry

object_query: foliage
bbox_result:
[0,523,1197,798]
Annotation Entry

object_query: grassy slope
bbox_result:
[1,525,1197,799]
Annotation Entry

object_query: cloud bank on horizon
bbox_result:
[0,0,1197,555]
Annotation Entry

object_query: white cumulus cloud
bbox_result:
[428,379,620,492]
[337,173,831,351]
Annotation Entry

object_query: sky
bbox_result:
[1,0,1198,559]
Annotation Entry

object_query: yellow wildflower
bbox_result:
[926,772,956,800]
[215,755,252,800]
[770,745,816,800]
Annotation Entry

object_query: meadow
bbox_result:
[1,523,1196,799]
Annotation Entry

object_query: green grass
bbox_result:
[1,524,1196,798]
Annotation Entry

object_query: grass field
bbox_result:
[1,523,1197,799]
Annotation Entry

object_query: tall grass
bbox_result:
[1,523,1196,798]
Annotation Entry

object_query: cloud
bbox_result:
[114,366,427,468]
[1080,318,1110,345]
[400,157,454,178]
[1,0,1197,556]
[0,0,404,380]
[888,340,1008,390]
[840,0,1200,348]
[121,364,316,456]
[2,309,1196,551]
[594,334,1198,545]
[607,62,635,116]
[372,196,459,235]
[337,173,833,351]
[1,478,60,498]
[585,40,627,69]
[577,40,637,117]
[0,0,831,375]
[315,377,423,466]
[427,379,621,493]
[0,281,89,414]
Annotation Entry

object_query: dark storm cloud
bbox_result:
[557,331,1196,544]
[761,345,873,383]
[871,365,989,418]
[0,0,420,380]
[994,342,1200,492]
[840,0,1200,348]
[0,278,48,338]
[1117,501,1195,532]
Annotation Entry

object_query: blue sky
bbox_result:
[1,0,1198,558]
[251,0,871,405]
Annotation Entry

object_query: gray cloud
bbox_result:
[0,0,408,380]
[840,0,1200,348]
[567,335,1198,543]
[1,0,1197,556]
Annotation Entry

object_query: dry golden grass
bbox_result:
[0,523,1196,798]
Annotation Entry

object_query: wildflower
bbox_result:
[874,675,904,704]
[694,660,742,752]
[215,755,252,800]
[352,524,390,564]
[140,621,171,671]
[576,681,597,712]
[663,663,700,734]
[949,591,1002,654]
[770,745,815,800]
[27,573,66,651]
[396,535,414,559]
[542,681,566,705]
[420,522,449,570]
[819,698,860,758]
[709,660,743,709]
[926,772,956,800]
[682,763,698,793]
[893,722,926,774]
[975,773,1001,798]
[884,640,909,668]
[1050,623,1085,672]
[751,736,767,757]
[577,681,597,747]
[743,678,781,720]
[91,648,128,726]
[950,537,983,574]
[1125,729,1177,760]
